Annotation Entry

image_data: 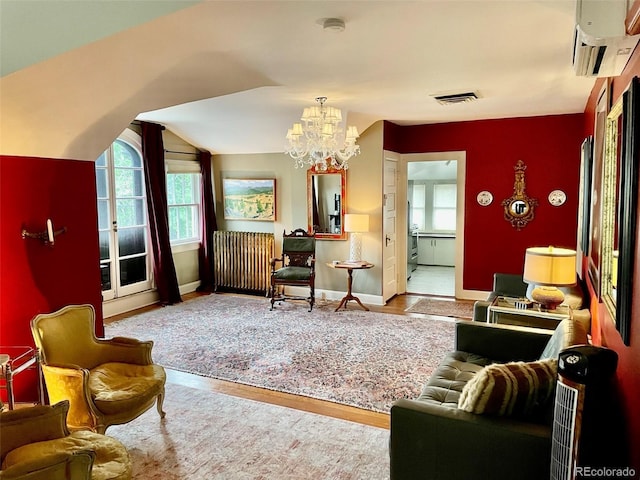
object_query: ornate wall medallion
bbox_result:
[501,160,538,230]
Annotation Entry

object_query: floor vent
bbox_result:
[432,91,479,106]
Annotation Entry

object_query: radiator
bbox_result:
[213,231,274,294]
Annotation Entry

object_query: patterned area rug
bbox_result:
[105,294,454,413]
[405,298,475,319]
[105,294,455,413]
[109,382,390,479]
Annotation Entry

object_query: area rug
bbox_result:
[405,297,475,319]
[105,294,455,413]
[108,382,390,479]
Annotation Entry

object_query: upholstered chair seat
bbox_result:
[272,266,312,282]
[0,401,131,480]
[31,304,166,434]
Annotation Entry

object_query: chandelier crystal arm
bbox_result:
[284,97,360,170]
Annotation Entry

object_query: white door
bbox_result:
[96,131,152,301]
[383,155,398,302]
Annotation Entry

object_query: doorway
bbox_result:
[95,129,152,301]
[406,158,459,297]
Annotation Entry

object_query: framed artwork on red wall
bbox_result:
[588,81,610,297]
[576,136,593,280]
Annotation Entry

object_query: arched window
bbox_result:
[96,129,152,300]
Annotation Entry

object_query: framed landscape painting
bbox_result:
[223,178,276,221]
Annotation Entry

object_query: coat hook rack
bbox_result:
[22,219,67,246]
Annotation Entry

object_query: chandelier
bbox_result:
[285,97,360,171]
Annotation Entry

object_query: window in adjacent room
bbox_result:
[411,184,426,231]
[166,160,201,246]
[432,184,457,231]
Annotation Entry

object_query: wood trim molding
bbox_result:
[626,0,640,35]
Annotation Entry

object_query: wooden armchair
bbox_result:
[269,229,316,312]
[31,304,166,434]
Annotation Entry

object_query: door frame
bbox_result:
[397,151,476,300]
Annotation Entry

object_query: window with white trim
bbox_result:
[433,183,457,231]
[166,160,201,245]
[411,184,426,231]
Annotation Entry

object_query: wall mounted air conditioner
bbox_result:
[573,0,640,77]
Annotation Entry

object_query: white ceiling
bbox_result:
[0,0,601,160]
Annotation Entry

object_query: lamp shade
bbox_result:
[344,214,369,233]
[523,246,577,286]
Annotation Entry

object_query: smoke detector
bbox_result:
[431,91,480,106]
[322,18,346,32]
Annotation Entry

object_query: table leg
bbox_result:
[334,268,370,312]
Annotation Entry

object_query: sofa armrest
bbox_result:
[390,399,551,480]
[472,300,490,322]
[455,321,553,362]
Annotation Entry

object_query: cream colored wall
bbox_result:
[212,121,385,297]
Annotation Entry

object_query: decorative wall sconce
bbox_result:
[22,219,66,246]
[501,160,537,230]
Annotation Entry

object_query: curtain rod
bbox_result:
[131,120,165,130]
[165,149,198,156]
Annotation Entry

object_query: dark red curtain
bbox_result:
[197,151,218,291]
[140,122,182,305]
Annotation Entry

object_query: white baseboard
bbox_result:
[179,281,201,295]
[103,290,160,319]
[456,289,490,301]
[103,281,201,319]
[285,286,385,306]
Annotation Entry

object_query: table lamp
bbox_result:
[344,214,369,262]
[523,246,576,310]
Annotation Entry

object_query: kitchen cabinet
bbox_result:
[417,236,455,266]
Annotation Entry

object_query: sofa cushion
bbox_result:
[539,319,588,361]
[458,359,557,416]
[417,351,493,408]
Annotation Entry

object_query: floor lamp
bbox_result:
[344,214,369,262]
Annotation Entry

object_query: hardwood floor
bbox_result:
[106,291,466,431]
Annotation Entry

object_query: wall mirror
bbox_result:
[501,160,538,230]
[601,76,639,346]
[307,163,347,240]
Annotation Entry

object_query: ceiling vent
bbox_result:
[432,91,479,106]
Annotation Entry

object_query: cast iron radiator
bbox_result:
[212,231,274,295]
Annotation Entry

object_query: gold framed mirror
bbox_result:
[600,77,639,346]
[307,162,347,240]
[501,160,538,230]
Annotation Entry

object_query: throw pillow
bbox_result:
[458,359,557,416]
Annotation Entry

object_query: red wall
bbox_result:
[0,156,103,402]
[384,114,585,291]
[583,42,640,473]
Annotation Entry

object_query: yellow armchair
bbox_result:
[31,304,166,434]
[0,401,131,480]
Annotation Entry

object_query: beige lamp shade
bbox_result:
[523,246,576,310]
[344,214,369,233]
[523,246,577,286]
